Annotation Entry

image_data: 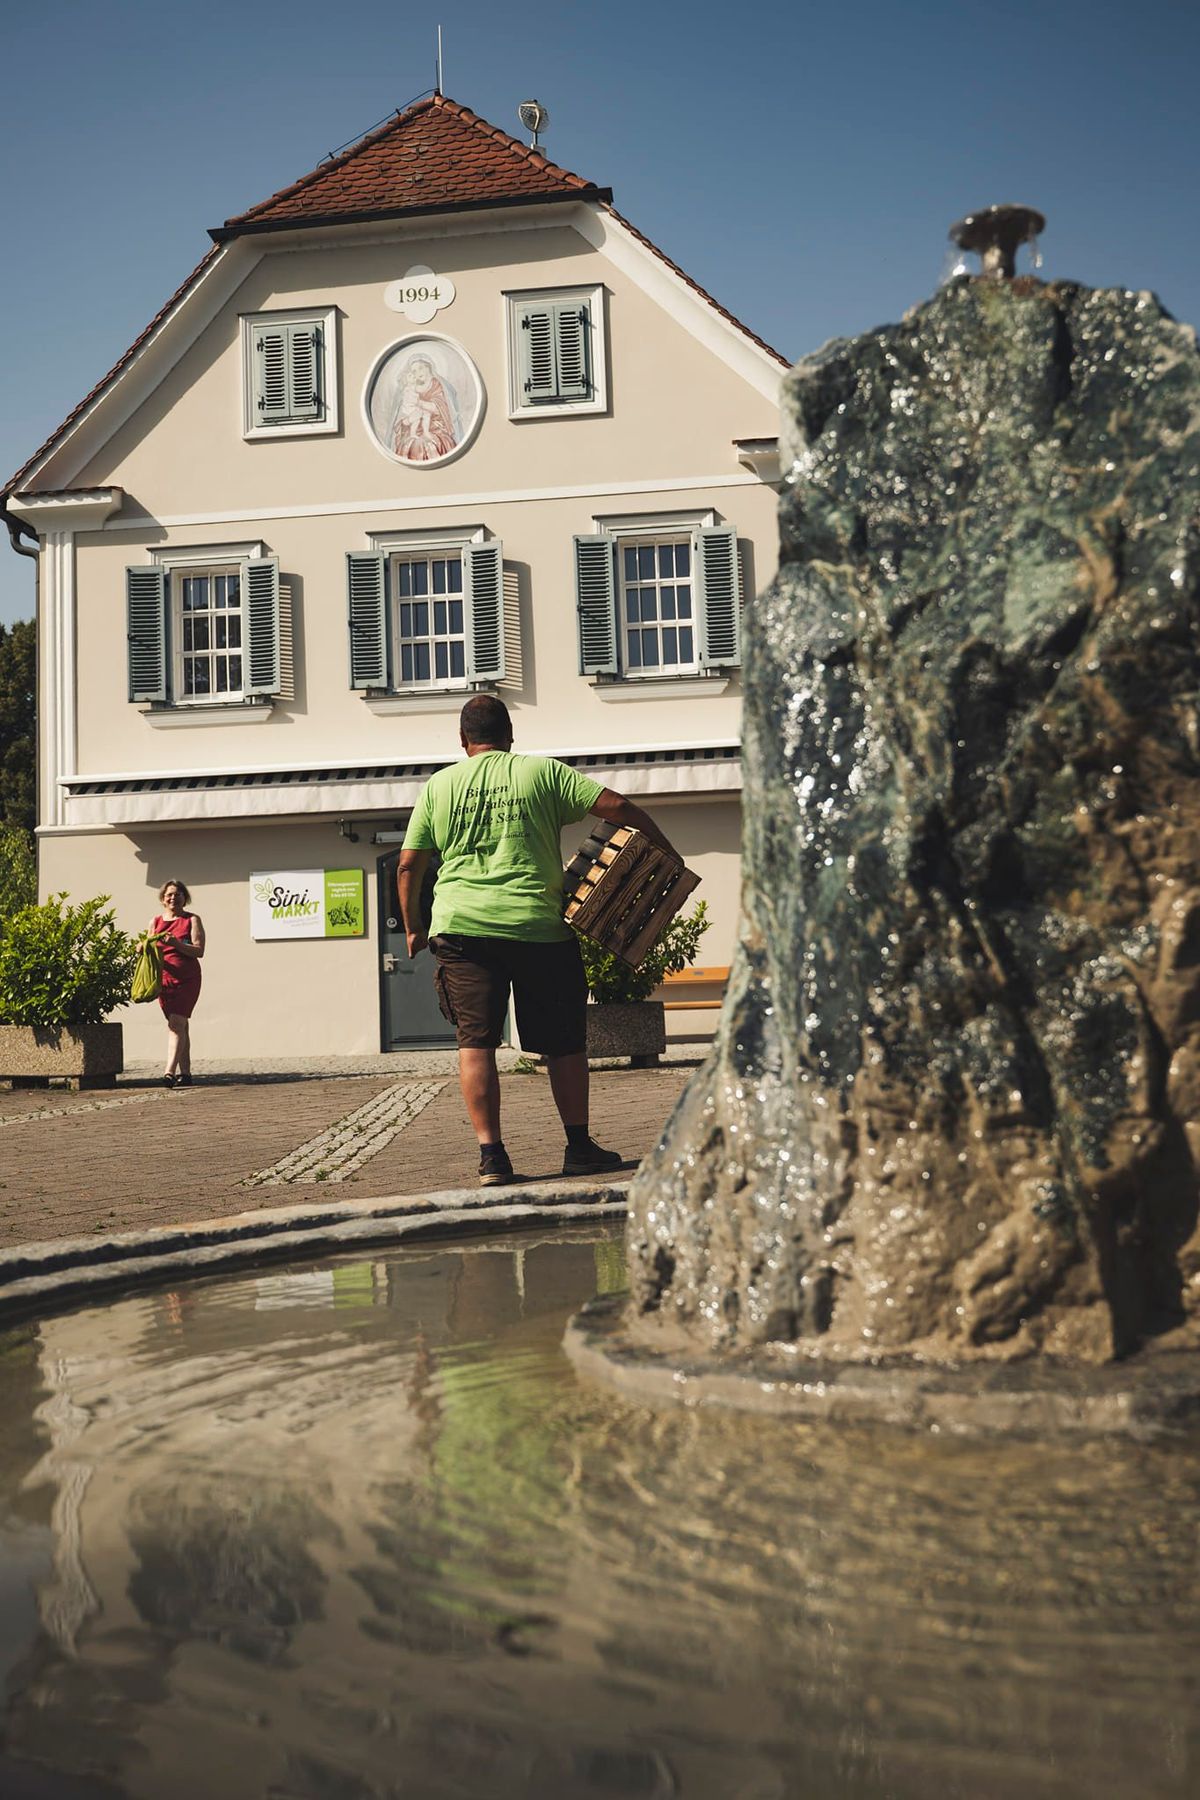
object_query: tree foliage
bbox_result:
[0,619,35,836]
[0,825,36,921]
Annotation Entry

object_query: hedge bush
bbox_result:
[578,899,710,1004]
[0,894,137,1027]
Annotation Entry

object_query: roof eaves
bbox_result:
[602,202,789,369]
[211,185,613,244]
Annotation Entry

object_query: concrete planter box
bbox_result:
[585,1001,666,1068]
[0,1022,123,1089]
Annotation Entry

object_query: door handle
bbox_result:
[382,952,399,973]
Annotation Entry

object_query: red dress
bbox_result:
[154,914,202,1018]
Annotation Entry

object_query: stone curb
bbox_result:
[0,1181,631,1322]
[565,1293,1200,1438]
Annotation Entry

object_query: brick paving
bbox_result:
[0,1056,696,1247]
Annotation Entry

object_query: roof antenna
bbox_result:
[518,99,549,150]
[435,24,443,95]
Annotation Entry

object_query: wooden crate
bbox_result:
[563,823,700,968]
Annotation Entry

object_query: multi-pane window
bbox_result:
[393,555,466,686]
[177,569,243,698]
[619,540,696,674]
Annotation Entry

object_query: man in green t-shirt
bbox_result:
[398,695,680,1186]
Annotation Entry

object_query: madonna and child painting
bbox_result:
[366,337,484,467]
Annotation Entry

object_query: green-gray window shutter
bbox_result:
[254,326,290,423]
[346,553,387,688]
[696,526,741,668]
[254,322,323,424]
[463,541,505,683]
[287,323,323,421]
[125,567,168,703]
[554,302,591,401]
[574,534,617,676]
[519,305,557,402]
[519,302,592,405]
[243,557,281,696]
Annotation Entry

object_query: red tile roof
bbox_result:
[215,92,606,237]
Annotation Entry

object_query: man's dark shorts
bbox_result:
[429,934,588,1055]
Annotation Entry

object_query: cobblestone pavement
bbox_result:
[0,1052,699,1247]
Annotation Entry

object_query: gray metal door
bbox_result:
[378,851,456,1049]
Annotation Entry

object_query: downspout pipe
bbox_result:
[2,501,42,863]
[2,504,39,564]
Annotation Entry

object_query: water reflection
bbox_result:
[0,1230,1195,1799]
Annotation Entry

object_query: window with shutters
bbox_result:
[347,530,507,704]
[241,307,338,439]
[126,544,286,712]
[505,285,607,418]
[573,513,742,685]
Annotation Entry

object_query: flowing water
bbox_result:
[0,1227,1196,1800]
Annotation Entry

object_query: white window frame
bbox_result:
[240,306,339,440]
[368,525,486,696]
[505,284,608,419]
[593,510,716,681]
[152,542,268,708]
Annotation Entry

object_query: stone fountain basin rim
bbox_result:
[0,1178,631,1326]
[565,1293,1200,1439]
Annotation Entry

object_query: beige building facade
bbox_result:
[4,95,783,1060]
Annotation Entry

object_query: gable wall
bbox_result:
[79,221,777,507]
[60,212,780,781]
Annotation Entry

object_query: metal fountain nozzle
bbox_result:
[949,204,1046,279]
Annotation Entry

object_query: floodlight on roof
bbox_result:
[518,101,550,149]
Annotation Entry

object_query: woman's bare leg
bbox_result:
[165,1015,190,1079]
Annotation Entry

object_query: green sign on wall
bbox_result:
[323,869,366,937]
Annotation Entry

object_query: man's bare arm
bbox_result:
[396,848,432,956]
[590,788,680,860]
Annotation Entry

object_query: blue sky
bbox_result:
[2,0,1197,625]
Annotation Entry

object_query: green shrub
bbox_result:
[578,899,710,1004]
[0,825,35,922]
[0,894,137,1027]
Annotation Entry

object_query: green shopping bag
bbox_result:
[131,933,163,1004]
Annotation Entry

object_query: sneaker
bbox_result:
[478,1146,515,1187]
[562,1138,625,1178]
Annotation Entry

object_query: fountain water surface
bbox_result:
[1,1233,1198,1798]
[601,234,1200,1416]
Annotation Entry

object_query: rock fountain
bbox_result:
[571,210,1200,1428]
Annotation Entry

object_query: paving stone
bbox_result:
[0,1054,698,1248]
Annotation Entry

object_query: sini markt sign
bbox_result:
[250,870,365,941]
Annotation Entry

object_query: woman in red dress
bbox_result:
[151,879,205,1087]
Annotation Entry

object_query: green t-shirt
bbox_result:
[402,752,604,941]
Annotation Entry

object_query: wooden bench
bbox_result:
[659,965,730,1010]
